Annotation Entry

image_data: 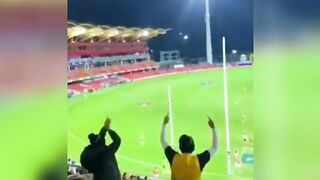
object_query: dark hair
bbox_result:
[179,134,195,153]
[88,133,98,144]
[122,172,127,179]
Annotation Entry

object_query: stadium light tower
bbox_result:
[205,0,213,64]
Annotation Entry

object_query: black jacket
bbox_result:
[81,127,121,180]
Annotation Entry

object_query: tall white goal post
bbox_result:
[168,86,174,146]
[222,37,232,176]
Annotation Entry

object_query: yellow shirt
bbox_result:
[171,153,201,180]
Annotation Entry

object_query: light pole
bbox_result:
[150,49,154,60]
[205,0,213,64]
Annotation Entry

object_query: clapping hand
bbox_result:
[105,116,111,130]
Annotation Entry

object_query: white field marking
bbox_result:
[116,154,159,167]
[68,132,86,146]
[132,65,252,82]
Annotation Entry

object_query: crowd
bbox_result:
[122,172,148,180]
[70,113,218,180]
[67,159,151,180]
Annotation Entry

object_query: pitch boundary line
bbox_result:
[131,65,253,82]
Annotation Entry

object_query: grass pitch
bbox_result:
[68,67,253,180]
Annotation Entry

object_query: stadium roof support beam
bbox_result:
[68,48,148,58]
[68,21,170,43]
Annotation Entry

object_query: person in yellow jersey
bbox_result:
[160,113,218,180]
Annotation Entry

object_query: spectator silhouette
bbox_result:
[80,117,121,180]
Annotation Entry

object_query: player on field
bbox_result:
[139,133,145,146]
[160,113,218,180]
[152,167,160,180]
[234,149,241,167]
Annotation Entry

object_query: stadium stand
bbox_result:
[119,64,221,81]
[67,60,159,81]
[67,159,151,180]
[67,62,228,96]
[67,22,248,98]
[67,60,251,97]
[68,76,126,93]
[68,159,93,180]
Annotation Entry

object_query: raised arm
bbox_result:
[161,113,170,149]
[208,117,218,156]
[95,117,111,143]
[108,129,121,154]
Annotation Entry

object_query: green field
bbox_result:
[68,67,253,180]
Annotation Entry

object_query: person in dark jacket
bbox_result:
[80,117,121,180]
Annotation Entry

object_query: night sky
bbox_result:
[68,0,253,60]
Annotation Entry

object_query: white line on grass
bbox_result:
[68,132,86,146]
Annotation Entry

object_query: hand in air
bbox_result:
[163,113,169,125]
[105,116,111,129]
[207,116,215,129]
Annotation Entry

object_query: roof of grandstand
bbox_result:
[68,21,170,42]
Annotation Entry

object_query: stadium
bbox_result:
[67,19,253,180]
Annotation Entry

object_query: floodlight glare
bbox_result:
[142,30,149,36]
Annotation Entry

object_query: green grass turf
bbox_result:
[68,67,253,180]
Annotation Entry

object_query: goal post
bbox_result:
[167,86,174,146]
[222,37,232,176]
